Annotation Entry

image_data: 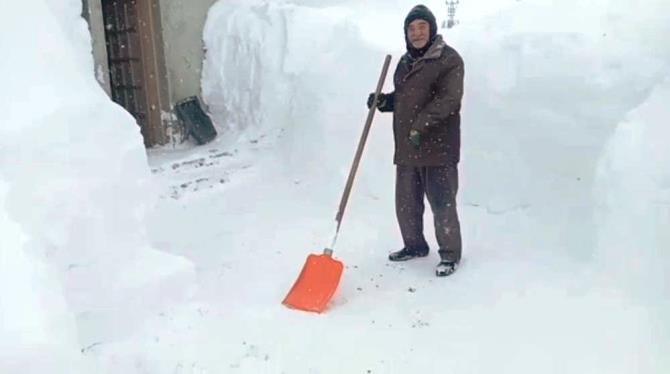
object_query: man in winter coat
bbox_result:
[367,4,464,277]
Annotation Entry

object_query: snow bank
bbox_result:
[202,0,394,189]
[450,0,670,258]
[0,183,91,373]
[202,0,670,252]
[595,76,670,301]
[0,0,195,367]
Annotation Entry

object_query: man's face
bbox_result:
[407,19,430,49]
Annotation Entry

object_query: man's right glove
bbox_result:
[367,92,387,110]
[367,92,395,112]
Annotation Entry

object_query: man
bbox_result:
[367,4,464,277]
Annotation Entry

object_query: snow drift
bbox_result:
[1,0,668,372]
[0,1,195,371]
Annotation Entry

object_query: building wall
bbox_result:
[83,0,218,145]
[82,0,111,96]
[159,0,219,106]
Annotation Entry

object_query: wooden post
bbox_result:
[136,0,171,147]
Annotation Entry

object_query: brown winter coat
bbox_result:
[382,35,464,166]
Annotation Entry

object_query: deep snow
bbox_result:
[1,0,669,373]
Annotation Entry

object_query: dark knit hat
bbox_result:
[404,5,437,41]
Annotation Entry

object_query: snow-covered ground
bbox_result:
[2,0,669,373]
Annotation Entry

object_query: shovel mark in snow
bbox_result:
[80,341,103,354]
[228,342,268,369]
[151,145,252,199]
[210,151,234,159]
[170,158,206,171]
[411,319,430,328]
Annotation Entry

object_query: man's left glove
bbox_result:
[409,129,422,149]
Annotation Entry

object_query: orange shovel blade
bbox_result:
[283,253,344,313]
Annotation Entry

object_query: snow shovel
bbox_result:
[282,55,392,313]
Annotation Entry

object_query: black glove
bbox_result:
[367,92,387,109]
[409,129,421,149]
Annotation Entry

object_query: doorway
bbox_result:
[101,0,170,147]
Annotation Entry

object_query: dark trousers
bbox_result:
[395,165,462,262]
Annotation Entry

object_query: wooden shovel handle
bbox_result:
[335,54,393,231]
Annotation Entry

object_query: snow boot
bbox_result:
[388,247,429,262]
[435,261,458,277]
